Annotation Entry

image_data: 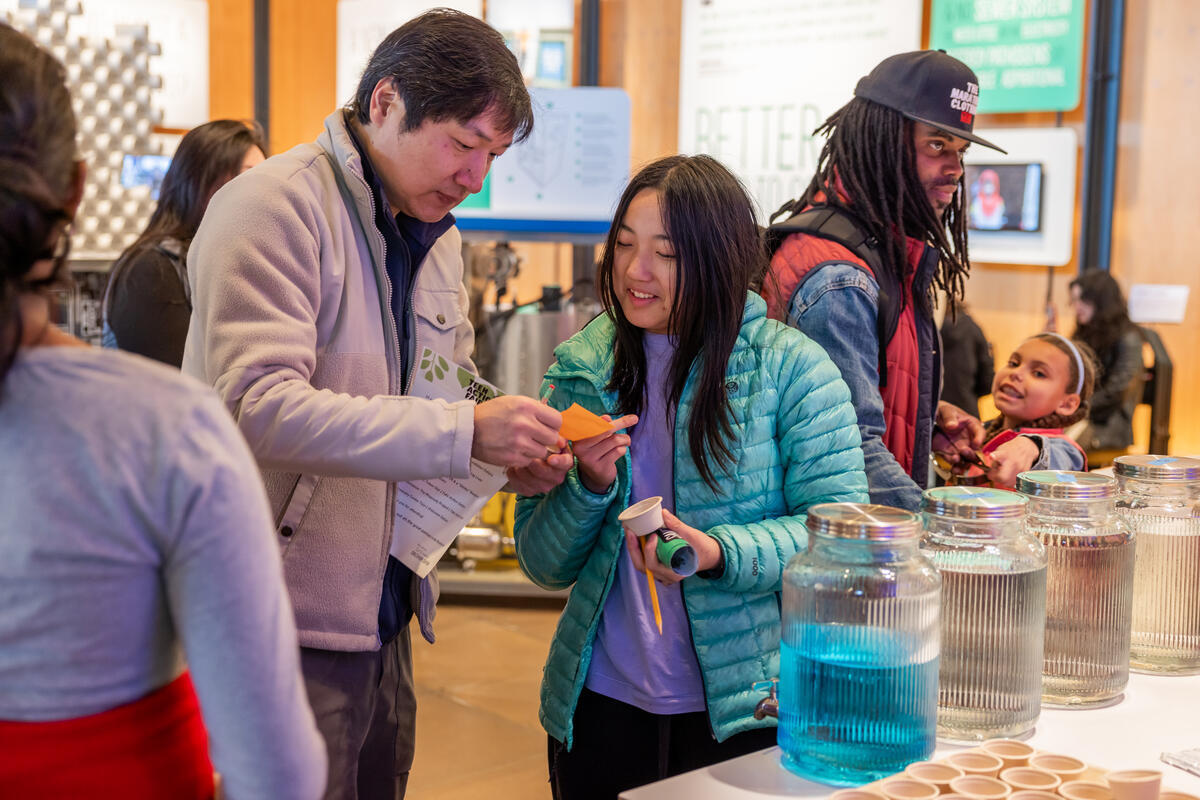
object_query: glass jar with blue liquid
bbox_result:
[779,503,941,786]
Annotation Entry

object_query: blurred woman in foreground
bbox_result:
[0,23,324,799]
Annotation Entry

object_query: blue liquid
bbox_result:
[778,627,938,786]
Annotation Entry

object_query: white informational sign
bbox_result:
[964,127,1077,267]
[390,348,508,578]
[678,0,922,220]
[1129,284,1190,325]
[455,86,631,240]
[336,0,482,108]
[1,0,209,129]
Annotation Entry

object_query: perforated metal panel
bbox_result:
[6,0,165,260]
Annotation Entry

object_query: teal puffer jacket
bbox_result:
[515,293,869,748]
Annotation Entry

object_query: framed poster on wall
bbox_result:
[678,0,923,221]
[930,0,1085,113]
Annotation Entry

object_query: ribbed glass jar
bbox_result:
[921,487,1045,742]
[1017,471,1134,707]
[780,503,941,786]
[1114,455,1200,674]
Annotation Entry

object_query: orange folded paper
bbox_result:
[559,403,614,441]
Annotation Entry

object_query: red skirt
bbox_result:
[0,672,214,799]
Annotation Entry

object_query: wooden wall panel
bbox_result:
[208,0,255,121]
[1108,0,1200,455]
[600,0,682,168]
[268,0,338,155]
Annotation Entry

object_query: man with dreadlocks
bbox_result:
[763,50,1005,511]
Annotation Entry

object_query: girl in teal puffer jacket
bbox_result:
[511,155,869,799]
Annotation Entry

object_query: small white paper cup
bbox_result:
[617,496,664,536]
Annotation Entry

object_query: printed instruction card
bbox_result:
[390,348,508,577]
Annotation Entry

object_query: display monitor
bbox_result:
[964,162,1043,233]
[120,153,172,200]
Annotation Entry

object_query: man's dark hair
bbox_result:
[782,97,971,313]
[598,154,766,492]
[349,8,533,143]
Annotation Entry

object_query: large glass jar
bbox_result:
[1017,471,1134,707]
[780,503,941,786]
[1114,455,1200,674]
[921,487,1045,742]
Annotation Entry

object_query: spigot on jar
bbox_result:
[752,678,778,720]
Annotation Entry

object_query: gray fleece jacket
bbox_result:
[182,111,478,651]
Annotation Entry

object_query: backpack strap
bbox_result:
[767,204,902,387]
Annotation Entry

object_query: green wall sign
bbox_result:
[930,0,1085,113]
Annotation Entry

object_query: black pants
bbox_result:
[548,688,777,800]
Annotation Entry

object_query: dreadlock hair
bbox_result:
[597,154,766,493]
[984,333,1098,438]
[775,97,971,315]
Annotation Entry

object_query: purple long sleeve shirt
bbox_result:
[584,333,706,714]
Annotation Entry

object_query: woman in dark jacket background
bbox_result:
[1068,268,1144,452]
[102,119,265,366]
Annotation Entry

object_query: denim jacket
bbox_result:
[785,251,941,512]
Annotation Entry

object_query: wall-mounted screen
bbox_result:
[121,153,172,200]
[965,162,1043,233]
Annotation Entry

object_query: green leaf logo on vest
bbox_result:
[420,350,449,383]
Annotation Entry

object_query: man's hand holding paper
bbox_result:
[506,403,638,496]
[473,395,565,467]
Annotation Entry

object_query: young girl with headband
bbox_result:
[974,332,1097,487]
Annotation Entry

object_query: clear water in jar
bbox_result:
[936,564,1045,740]
[1129,512,1200,673]
[1038,523,1135,705]
[779,621,938,785]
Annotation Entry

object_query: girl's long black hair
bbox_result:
[597,155,766,492]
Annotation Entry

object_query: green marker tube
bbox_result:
[655,529,697,577]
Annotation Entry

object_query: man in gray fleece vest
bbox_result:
[182,10,571,799]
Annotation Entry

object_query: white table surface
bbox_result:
[621,672,1200,799]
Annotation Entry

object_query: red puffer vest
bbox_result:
[765,232,927,475]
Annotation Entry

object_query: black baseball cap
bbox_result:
[854,50,1006,153]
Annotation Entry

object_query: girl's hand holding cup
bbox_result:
[574,413,638,493]
[625,508,723,586]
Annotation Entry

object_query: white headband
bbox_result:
[1043,333,1085,395]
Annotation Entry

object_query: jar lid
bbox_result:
[922,486,1028,519]
[807,502,923,541]
[1016,470,1115,499]
[1113,454,1200,481]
